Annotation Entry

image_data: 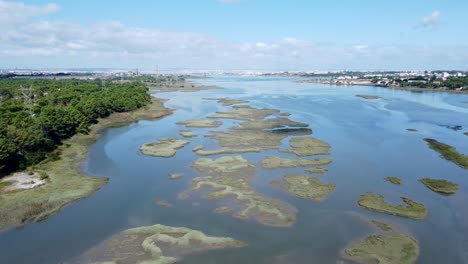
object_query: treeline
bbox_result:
[396,77,468,90]
[0,78,151,175]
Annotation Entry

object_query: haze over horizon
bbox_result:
[1,0,467,71]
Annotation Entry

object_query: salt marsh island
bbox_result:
[140,138,189,158]
[74,224,247,264]
[358,194,428,220]
[271,174,336,201]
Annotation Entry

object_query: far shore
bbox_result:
[297,79,468,95]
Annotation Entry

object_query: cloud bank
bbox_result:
[0,1,466,70]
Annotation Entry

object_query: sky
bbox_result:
[1,0,467,71]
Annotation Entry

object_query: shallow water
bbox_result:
[0,76,468,263]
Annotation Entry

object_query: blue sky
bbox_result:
[1,0,467,70]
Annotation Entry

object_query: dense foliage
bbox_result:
[395,77,468,90]
[0,78,151,175]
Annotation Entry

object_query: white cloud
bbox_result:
[418,11,441,28]
[0,1,59,24]
[0,2,466,70]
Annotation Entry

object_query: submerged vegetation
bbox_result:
[424,138,468,169]
[78,224,247,264]
[271,174,335,201]
[358,194,428,220]
[418,178,460,195]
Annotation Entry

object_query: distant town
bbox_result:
[1,69,467,91]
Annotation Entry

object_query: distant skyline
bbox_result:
[1,0,467,70]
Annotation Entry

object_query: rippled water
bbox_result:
[0,76,467,264]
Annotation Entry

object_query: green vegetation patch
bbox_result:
[304,167,329,175]
[371,220,394,232]
[261,156,332,170]
[271,174,335,202]
[280,137,331,157]
[358,194,428,220]
[406,129,418,132]
[176,120,222,128]
[140,138,189,158]
[193,146,275,156]
[0,181,13,191]
[204,98,250,106]
[206,130,288,149]
[344,234,419,264]
[464,132,468,136]
[385,177,402,185]
[424,138,468,169]
[356,94,382,99]
[80,224,247,264]
[418,178,460,195]
[208,107,280,121]
[183,156,297,227]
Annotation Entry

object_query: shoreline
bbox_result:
[297,79,468,95]
[0,95,174,232]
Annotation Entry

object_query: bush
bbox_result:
[39,171,49,180]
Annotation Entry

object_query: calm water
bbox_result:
[1,76,468,264]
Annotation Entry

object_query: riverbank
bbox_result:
[297,79,468,94]
[0,96,174,232]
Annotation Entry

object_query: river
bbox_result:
[0,76,468,263]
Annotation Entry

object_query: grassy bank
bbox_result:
[0,96,173,232]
